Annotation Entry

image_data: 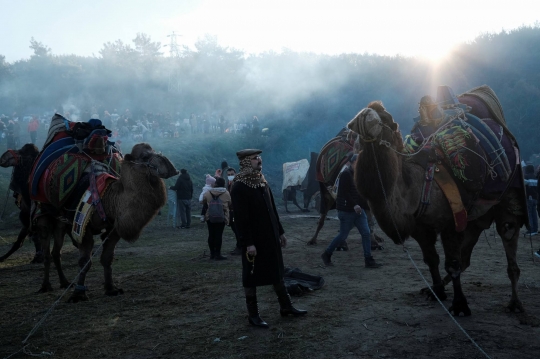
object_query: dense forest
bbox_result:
[0,25,539,164]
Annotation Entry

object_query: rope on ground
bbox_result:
[371,142,493,359]
[1,234,111,359]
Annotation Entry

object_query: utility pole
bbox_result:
[165,31,182,93]
[165,31,181,58]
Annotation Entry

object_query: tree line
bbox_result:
[0,25,539,159]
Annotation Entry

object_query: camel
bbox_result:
[347,98,526,316]
[36,143,178,302]
[0,144,43,263]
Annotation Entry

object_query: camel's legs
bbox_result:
[413,228,446,300]
[37,218,53,293]
[51,224,69,288]
[440,229,471,316]
[68,232,94,302]
[100,230,123,296]
[308,190,334,245]
[494,203,524,312]
[307,211,327,245]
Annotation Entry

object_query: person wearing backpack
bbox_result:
[202,176,231,260]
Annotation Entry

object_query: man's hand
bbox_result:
[354,205,362,214]
[280,234,287,248]
[247,245,257,256]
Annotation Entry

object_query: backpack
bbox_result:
[208,193,225,223]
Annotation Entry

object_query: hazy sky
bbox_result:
[1,0,539,63]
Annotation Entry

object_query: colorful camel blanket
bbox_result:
[316,128,356,184]
[30,152,122,207]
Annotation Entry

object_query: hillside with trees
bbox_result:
[0,25,539,198]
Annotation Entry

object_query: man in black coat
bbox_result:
[231,149,307,328]
[170,168,193,228]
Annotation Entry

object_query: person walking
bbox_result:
[231,149,307,328]
[202,177,231,260]
[27,116,40,144]
[320,154,381,268]
[170,168,193,229]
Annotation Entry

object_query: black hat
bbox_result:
[236,149,262,160]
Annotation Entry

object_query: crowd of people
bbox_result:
[0,109,264,150]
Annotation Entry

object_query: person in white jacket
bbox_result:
[199,174,216,222]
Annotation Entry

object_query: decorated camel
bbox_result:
[347,85,527,316]
[35,143,178,302]
[0,144,43,263]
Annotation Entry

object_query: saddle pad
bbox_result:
[30,137,78,199]
[44,153,90,207]
[316,137,353,183]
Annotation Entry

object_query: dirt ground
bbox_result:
[1,205,540,359]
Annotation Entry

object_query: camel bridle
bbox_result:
[130,152,172,178]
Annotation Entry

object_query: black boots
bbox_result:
[365,256,382,268]
[321,251,333,266]
[209,249,227,260]
[273,281,307,317]
[245,287,269,328]
[244,284,307,328]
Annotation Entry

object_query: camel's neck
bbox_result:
[357,143,420,241]
[103,163,167,241]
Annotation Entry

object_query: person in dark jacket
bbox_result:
[170,168,194,228]
[321,154,381,268]
[231,149,307,328]
[524,164,538,235]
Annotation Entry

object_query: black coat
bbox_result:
[335,167,369,211]
[171,173,193,200]
[231,182,285,287]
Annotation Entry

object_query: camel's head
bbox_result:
[0,149,18,167]
[347,101,404,150]
[125,143,179,179]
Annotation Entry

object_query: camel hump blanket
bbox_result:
[30,113,121,204]
[405,85,527,223]
[316,128,357,184]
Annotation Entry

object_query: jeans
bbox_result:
[326,210,371,258]
[527,198,538,232]
[177,199,192,227]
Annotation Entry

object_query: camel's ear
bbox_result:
[124,154,133,161]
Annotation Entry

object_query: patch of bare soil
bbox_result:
[1,207,540,359]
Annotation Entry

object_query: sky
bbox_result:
[1,0,539,63]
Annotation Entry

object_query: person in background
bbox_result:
[320,154,381,268]
[170,168,193,229]
[536,166,540,258]
[231,149,306,328]
[199,174,216,223]
[202,177,231,260]
[27,116,40,144]
[226,167,242,255]
[524,164,538,236]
